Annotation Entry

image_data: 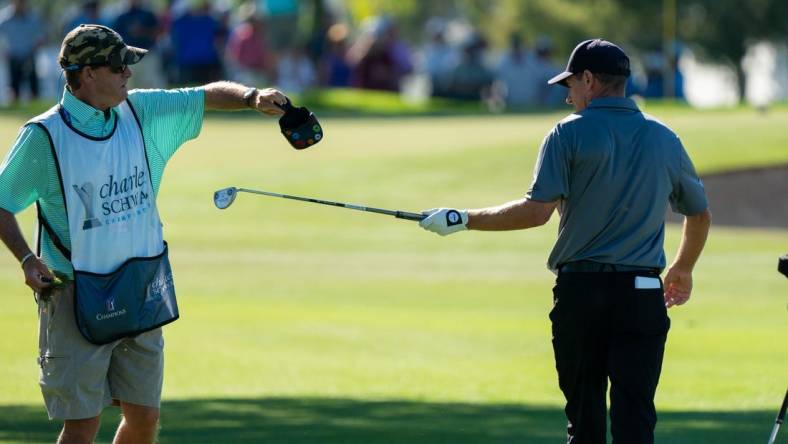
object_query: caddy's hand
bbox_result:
[22,256,54,293]
[419,208,469,236]
[251,88,287,116]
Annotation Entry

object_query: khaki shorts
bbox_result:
[37,284,164,420]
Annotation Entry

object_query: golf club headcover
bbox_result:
[779,254,788,278]
[277,98,323,150]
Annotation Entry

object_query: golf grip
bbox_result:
[395,211,427,221]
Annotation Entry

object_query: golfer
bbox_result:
[0,25,286,444]
[420,39,711,443]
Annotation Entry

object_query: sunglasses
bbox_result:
[67,63,127,74]
[100,64,128,74]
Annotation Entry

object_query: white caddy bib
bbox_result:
[31,101,178,345]
[36,101,163,273]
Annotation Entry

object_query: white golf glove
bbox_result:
[419,208,469,236]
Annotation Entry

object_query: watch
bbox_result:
[243,87,258,108]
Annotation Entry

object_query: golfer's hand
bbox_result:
[22,256,53,293]
[663,265,692,308]
[251,88,287,116]
[419,208,468,236]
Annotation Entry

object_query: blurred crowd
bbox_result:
[0,0,688,109]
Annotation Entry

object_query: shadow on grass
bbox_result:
[0,397,777,444]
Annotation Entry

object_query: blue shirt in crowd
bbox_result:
[171,12,220,66]
[0,6,44,58]
[113,6,159,50]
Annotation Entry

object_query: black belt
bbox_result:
[558,260,660,274]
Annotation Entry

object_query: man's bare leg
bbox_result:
[58,416,100,444]
[113,402,159,444]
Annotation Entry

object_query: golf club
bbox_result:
[769,256,788,444]
[768,388,788,444]
[213,187,426,221]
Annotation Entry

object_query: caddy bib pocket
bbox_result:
[73,244,178,345]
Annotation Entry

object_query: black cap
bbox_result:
[548,39,630,87]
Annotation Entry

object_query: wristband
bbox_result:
[20,252,36,268]
[243,87,258,108]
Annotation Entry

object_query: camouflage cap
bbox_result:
[59,24,147,70]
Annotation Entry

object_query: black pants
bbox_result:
[550,271,670,444]
[8,55,39,100]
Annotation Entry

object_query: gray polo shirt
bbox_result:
[527,97,708,272]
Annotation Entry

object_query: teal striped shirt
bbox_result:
[0,87,205,276]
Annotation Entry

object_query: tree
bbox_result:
[674,0,788,99]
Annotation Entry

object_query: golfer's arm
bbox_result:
[0,208,34,262]
[202,81,251,111]
[670,208,712,271]
[467,198,558,231]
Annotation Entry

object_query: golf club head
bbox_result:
[214,187,238,210]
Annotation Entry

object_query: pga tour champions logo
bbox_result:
[96,296,127,321]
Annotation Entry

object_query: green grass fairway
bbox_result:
[1,107,787,443]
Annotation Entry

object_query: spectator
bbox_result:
[214,5,232,58]
[113,0,158,51]
[496,32,539,107]
[531,35,565,106]
[642,48,684,99]
[113,0,163,88]
[347,16,409,92]
[156,0,178,85]
[382,17,413,80]
[170,0,223,85]
[421,18,458,98]
[226,3,271,86]
[305,6,334,65]
[276,45,316,94]
[0,0,44,103]
[349,40,396,91]
[445,32,494,101]
[261,0,299,52]
[319,22,351,87]
[63,0,107,36]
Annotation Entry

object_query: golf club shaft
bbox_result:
[768,388,788,444]
[236,188,425,221]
